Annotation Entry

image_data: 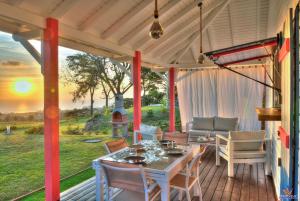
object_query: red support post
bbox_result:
[133,51,142,132]
[169,67,176,132]
[43,18,60,201]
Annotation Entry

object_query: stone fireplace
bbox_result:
[111,94,128,137]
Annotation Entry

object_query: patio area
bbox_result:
[60,146,277,201]
[0,0,299,200]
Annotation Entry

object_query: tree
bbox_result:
[99,80,113,107]
[91,56,133,96]
[141,68,165,96]
[63,53,133,115]
[63,53,100,116]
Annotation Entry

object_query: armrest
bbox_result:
[186,121,193,131]
[216,134,229,142]
[230,138,269,143]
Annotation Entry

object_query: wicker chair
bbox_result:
[100,160,161,201]
[170,146,207,201]
[104,138,128,153]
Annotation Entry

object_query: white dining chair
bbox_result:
[100,160,161,201]
[170,146,206,201]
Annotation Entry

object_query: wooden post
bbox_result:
[133,51,141,133]
[169,67,176,132]
[43,18,60,201]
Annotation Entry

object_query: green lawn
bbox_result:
[0,105,180,200]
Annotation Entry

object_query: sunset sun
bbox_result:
[12,79,34,95]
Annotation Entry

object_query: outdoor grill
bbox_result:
[111,94,128,138]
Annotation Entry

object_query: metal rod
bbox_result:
[216,63,281,92]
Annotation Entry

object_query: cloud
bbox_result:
[1,60,21,66]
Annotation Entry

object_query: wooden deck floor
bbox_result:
[60,146,277,201]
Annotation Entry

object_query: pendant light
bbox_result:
[149,0,163,39]
[197,2,205,64]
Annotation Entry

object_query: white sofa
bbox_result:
[186,117,238,142]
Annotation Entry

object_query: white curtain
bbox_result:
[177,67,265,131]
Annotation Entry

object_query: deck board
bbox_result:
[60,146,277,201]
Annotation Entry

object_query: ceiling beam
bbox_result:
[206,28,213,51]
[14,29,41,39]
[6,0,24,6]
[148,0,225,57]
[101,0,152,39]
[49,0,80,19]
[118,0,180,46]
[78,0,119,31]
[169,0,231,63]
[133,0,208,51]
[227,5,234,46]
[190,45,198,63]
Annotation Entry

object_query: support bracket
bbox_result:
[12,34,43,74]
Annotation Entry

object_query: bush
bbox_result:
[146,109,154,118]
[102,107,111,116]
[123,98,133,109]
[25,125,44,135]
[142,90,165,106]
[62,125,83,135]
[128,122,133,132]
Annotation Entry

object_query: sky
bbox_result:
[0,31,124,113]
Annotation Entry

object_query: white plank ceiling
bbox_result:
[0,0,293,69]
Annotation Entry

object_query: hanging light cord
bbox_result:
[199,2,203,53]
[154,0,158,19]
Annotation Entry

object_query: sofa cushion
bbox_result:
[229,131,265,151]
[214,117,238,131]
[140,124,162,140]
[192,117,214,130]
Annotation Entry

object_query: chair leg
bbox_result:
[228,162,234,177]
[197,180,203,201]
[216,151,220,166]
[185,190,192,201]
[178,190,183,201]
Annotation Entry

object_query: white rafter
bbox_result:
[78,0,119,31]
[6,0,23,6]
[14,29,41,40]
[118,0,180,46]
[101,0,152,39]
[168,0,232,63]
[49,0,80,18]
[190,45,198,63]
[132,0,207,51]
[227,5,234,46]
[144,0,225,56]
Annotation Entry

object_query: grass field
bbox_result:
[0,106,180,200]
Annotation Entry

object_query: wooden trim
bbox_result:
[278,126,290,149]
[278,38,290,62]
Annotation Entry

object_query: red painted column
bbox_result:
[133,51,142,132]
[43,18,60,201]
[169,67,176,132]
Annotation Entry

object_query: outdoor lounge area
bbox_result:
[0,0,299,201]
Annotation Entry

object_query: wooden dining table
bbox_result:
[92,140,200,201]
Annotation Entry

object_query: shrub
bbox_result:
[128,122,133,132]
[142,90,165,106]
[62,125,83,135]
[25,125,44,135]
[123,98,133,109]
[146,109,154,118]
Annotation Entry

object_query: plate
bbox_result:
[159,140,175,145]
[165,148,184,156]
[130,144,144,149]
[124,156,145,164]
